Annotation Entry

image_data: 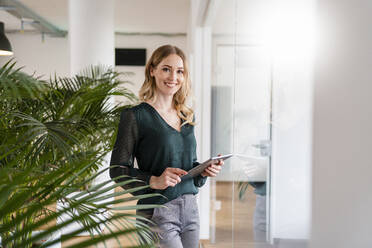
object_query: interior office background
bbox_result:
[0,0,371,247]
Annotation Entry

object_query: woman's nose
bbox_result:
[169,71,177,81]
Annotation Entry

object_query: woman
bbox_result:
[110,44,223,247]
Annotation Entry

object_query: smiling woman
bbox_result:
[110,45,224,247]
[139,45,194,127]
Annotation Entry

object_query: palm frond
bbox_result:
[0,59,47,100]
[1,159,159,247]
[0,62,156,247]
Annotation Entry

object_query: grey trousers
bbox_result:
[151,194,200,248]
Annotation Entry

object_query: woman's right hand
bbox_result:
[149,168,188,190]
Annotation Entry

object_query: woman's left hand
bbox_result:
[201,154,224,177]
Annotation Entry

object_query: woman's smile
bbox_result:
[164,81,179,88]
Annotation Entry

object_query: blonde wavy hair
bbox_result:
[139,45,195,126]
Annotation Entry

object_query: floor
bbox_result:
[202,181,308,248]
[61,181,258,247]
[60,182,308,248]
[201,181,259,248]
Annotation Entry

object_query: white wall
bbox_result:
[0,33,186,93]
[271,55,312,240]
[0,0,190,85]
[311,0,372,247]
[256,0,314,241]
[0,34,70,78]
[115,0,189,33]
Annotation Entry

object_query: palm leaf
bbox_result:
[0,62,157,247]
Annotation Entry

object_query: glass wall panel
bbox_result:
[208,0,272,247]
[207,0,312,247]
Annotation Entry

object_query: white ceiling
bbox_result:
[0,0,189,34]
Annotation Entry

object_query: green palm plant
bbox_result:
[0,61,159,247]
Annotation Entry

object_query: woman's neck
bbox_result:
[148,94,174,112]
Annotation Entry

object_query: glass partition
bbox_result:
[208,0,272,247]
[206,0,312,247]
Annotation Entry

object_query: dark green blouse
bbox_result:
[110,102,207,205]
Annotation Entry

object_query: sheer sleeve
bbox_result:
[192,159,208,188]
[110,108,152,195]
[190,116,207,187]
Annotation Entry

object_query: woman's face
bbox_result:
[150,54,184,97]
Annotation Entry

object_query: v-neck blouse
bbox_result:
[143,102,182,133]
[110,102,207,205]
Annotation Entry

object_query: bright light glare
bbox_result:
[261,1,316,61]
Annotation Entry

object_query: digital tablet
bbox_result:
[181,154,234,181]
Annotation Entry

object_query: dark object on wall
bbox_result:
[115,48,146,66]
[0,22,13,56]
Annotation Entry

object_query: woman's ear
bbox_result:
[150,66,154,77]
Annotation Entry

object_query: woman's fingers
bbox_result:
[167,173,181,184]
[166,177,178,187]
[204,164,222,177]
[151,167,187,190]
[163,167,186,186]
[204,168,217,177]
[209,165,221,173]
[168,167,188,176]
[166,168,185,180]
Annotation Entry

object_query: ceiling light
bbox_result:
[0,22,13,56]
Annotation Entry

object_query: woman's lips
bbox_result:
[165,82,178,88]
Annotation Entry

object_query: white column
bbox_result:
[311,0,372,247]
[60,1,115,236]
[189,0,212,240]
[68,0,115,186]
[69,0,114,75]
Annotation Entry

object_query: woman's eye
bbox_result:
[177,70,184,75]
[162,68,170,72]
